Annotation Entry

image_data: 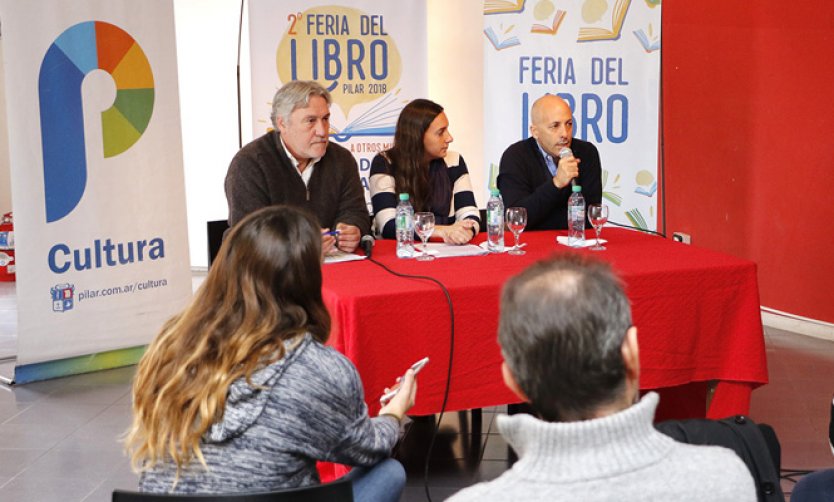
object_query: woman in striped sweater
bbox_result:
[370,99,481,244]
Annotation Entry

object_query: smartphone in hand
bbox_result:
[380,357,429,403]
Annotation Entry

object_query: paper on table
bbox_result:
[556,236,607,248]
[478,241,527,253]
[324,250,367,264]
[417,242,489,258]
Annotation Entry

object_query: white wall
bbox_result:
[0,36,12,214]
[427,0,486,207]
[174,0,484,268]
[174,0,250,268]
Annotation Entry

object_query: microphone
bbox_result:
[558,147,576,188]
[360,235,375,258]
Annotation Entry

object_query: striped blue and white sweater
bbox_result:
[369,151,481,238]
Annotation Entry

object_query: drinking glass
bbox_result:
[414,212,435,261]
[505,207,527,255]
[587,204,609,251]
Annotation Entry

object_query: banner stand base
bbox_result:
[9,346,146,385]
[0,358,14,385]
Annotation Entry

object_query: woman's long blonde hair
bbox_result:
[124,205,330,474]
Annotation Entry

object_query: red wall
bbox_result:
[662,1,834,323]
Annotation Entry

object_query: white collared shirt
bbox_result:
[279,136,321,187]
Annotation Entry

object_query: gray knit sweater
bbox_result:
[447,393,756,501]
[225,130,371,234]
[139,334,399,494]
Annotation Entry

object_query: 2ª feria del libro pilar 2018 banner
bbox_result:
[484,0,661,230]
[248,0,428,210]
[0,0,192,383]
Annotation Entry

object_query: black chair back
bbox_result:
[113,478,353,502]
[206,219,230,269]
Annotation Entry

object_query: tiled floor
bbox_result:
[0,314,832,499]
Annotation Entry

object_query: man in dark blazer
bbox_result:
[498,94,602,230]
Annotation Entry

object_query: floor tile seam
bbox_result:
[9,415,96,477]
[0,448,50,488]
[81,476,112,502]
[0,403,35,425]
[8,454,121,488]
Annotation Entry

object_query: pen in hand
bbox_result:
[321,230,341,237]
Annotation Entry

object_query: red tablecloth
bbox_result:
[322,229,768,419]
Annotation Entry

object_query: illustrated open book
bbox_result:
[484,0,525,15]
[484,26,520,51]
[633,26,660,52]
[532,9,566,35]
[578,0,631,42]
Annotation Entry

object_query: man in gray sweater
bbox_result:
[448,255,756,501]
[225,81,369,253]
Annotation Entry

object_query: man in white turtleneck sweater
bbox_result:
[448,255,756,502]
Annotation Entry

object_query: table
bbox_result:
[322,229,768,419]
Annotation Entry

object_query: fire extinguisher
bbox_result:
[0,212,15,282]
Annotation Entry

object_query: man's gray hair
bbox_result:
[498,254,633,421]
[270,81,332,129]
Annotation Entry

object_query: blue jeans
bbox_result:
[344,458,406,502]
[792,469,834,501]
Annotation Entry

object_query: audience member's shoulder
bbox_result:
[445,482,495,502]
[671,441,757,498]
[295,338,360,384]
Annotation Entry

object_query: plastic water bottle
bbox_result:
[568,185,586,247]
[486,188,505,252]
[395,193,415,258]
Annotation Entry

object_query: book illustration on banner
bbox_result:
[634,169,657,197]
[633,25,660,52]
[578,0,632,42]
[531,9,567,35]
[484,0,526,15]
[484,26,521,51]
[329,91,403,142]
[635,182,657,197]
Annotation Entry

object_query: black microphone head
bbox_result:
[558,147,573,159]
[360,235,375,258]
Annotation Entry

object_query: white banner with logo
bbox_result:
[484,0,661,230]
[0,0,191,378]
[248,0,428,208]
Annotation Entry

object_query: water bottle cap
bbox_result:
[572,185,582,192]
[399,193,410,201]
[490,188,500,196]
